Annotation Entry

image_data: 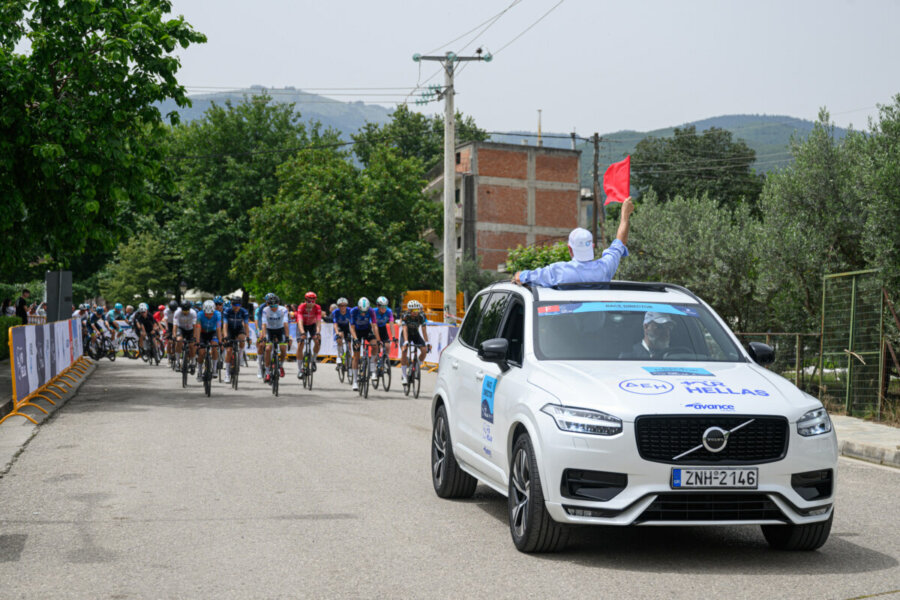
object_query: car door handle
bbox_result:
[475,371,484,381]
[452,360,459,369]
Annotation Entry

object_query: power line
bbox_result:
[424,0,521,55]
[494,0,566,55]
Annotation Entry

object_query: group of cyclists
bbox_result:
[74,292,431,394]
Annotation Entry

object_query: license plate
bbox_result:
[671,467,758,489]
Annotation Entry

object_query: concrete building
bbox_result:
[424,141,582,272]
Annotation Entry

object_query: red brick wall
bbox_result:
[535,190,578,229]
[535,154,578,183]
[478,185,527,225]
[456,148,472,173]
[477,231,527,270]
[477,148,527,179]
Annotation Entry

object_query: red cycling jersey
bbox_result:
[153,310,164,323]
[296,302,322,326]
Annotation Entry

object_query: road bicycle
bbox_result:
[356,338,377,399]
[299,332,316,390]
[138,332,160,365]
[335,334,350,384]
[196,342,215,397]
[179,339,196,388]
[403,342,430,399]
[121,330,139,359]
[226,337,242,391]
[373,339,393,392]
[266,337,289,397]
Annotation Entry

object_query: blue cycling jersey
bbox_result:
[349,307,375,330]
[255,305,265,323]
[197,310,221,332]
[224,307,249,331]
[331,308,352,326]
[374,307,393,327]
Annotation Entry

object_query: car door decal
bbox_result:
[481,375,497,456]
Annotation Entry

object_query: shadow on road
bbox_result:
[469,487,897,575]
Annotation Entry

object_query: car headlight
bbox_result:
[797,407,832,437]
[540,404,623,436]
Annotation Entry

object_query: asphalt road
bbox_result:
[0,359,898,599]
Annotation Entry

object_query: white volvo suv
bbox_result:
[431,281,837,552]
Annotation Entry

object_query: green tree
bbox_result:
[505,242,571,273]
[99,233,176,305]
[235,145,441,303]
[169,95,332,295]
[352,104,489,172]
[457,257,505,305]
[631,126,764,209]
[0,0,205,279]
[616,191,762,331]
[755,110,867,331]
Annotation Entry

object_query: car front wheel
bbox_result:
[508,433,568,553]
[761,511,833,551]
[431,405,477,498]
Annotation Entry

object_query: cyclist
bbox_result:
[295,291,322,378]
[105,302,125,332]
[163,300,179,355]
[195,300,222,382]
[223,296,249,384]
[133,303,159,357]
[331,298,352,366]
[401,300,430,384]
[173,300,198,372]
[89,306,108,345]
[153,304,165,323]
[374,296,395,372]
[260,293,290,383]
[255,300,267,379]
[349,297,380,391]
[213,295,225,315]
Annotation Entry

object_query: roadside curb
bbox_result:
[0,360,97,477]
[838,439,900,469]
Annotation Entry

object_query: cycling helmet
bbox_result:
[337,297,348,306]
[214,296,224,305]
[265,293,277,305]
[223,301,231,311]
[407,300,422,311]
[305,291,317,301]
[193,301,201,309]
[115,302,123,311]
[376,296,388,307]
[157,305,165,311]
[95,306,104,314]
[231,296,242,306]
[202,300,215,314]
[138,303,148,313]
[169,300,178,310]
[357,297,370,311]
[181,301,192,311]
[126,305,134,312]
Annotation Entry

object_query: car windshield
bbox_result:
[534,300,743,362]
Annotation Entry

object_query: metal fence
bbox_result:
[819,270,884,416]
[735,332,821,394]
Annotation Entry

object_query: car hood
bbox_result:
[527,360,819,422]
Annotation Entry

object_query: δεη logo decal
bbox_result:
[618,379,674,395]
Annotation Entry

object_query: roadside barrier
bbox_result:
[1,318,92,426]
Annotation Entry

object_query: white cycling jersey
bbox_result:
[173,308,197,330]
[163,307,176,325]
[261,305,289,330]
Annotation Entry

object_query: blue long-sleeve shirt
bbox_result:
[518,239,629,287]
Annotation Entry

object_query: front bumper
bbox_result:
[537,417,838,526]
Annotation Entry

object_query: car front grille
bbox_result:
[636,493,787,522]
[635,415,789,464]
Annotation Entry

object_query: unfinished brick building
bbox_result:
[424,141,582,271]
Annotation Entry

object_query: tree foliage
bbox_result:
[457,257,505,303]
[631,126,764,209]
[99,233,176,305]
[0,0,205,279]
[352,104,489,172]
[505,242,571,273]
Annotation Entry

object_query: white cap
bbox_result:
[567,228,594,262]
[644,311,674,326]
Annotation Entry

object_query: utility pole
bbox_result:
[413,50,491,323]
[592,133,606,247]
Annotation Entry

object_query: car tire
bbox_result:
[508,434,569,553]
[431,405,477,499]
[761,511,833,551]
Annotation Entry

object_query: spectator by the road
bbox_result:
[36,301,47,317]
[2,298,13,316]
[323,303,337,323]
[514,197,635,287]
[15,289,30,325]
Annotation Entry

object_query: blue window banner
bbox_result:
[481,375,497,423]
[643,366,713,376]
[537,302,701,318]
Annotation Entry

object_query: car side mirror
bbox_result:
[478,338,510,372]
[748,342,775,366]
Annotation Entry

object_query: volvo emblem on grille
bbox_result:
[702,427,728,452]
[672,418,756,461]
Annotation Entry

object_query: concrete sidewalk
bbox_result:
[832,415,900,468]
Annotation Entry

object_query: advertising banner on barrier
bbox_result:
[9,318,82,405]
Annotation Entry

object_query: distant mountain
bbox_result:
[156,86,394,138]
[489,115,848,188]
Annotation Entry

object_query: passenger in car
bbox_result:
[513,197,634,287]
[620,311,674,359]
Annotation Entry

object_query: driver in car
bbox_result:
[623,311,673,359]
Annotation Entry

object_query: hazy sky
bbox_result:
[168,0,900,134]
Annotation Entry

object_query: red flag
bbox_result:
[603,155,630,206]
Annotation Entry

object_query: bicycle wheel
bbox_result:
[372,356,380,390]
[307,354,314,391]
[106,339,116,362]
[382,356,392,392]
[358,357,367,397]
[139,339,150,363]
[413,359,422,399]
[181,349,189,388]
[123,337,138,359]
[272,351,280,397]
[204,353,212,397]
[231,344,240,390]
